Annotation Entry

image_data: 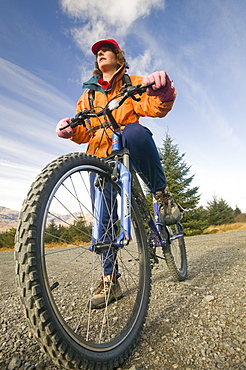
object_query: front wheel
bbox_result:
[15,152,151,370]
[162,223,187,281]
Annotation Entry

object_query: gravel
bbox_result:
[0,231,245,370]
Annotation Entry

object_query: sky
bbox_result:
[0,0,246,213]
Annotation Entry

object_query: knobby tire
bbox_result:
[15,152,151,370]
[162,223,187,281]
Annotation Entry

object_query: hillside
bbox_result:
[0,206,19,231]
[0,206,92,232]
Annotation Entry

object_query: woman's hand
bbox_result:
[56,118,74,138]
[143,71,175,102]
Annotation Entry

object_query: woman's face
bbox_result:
[96,46,118,73]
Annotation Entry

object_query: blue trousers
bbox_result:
[122,122,166,192]
[90,122,167,276]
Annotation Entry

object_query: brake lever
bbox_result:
[133,82,155,100]
[125,82,155,101]
[123,84,142,101]
[70,118,85,129]
[59,119,84,131]
[70,111,92,128]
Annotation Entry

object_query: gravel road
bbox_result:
[0,231,245,370]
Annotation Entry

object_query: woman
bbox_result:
[56,39,179,308]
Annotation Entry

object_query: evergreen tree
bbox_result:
[0,227,16,249]
[234,205,241,219]
[206,196,234,225]
[159,133,200,208]
[70,216,92,243]
[58,224,72,243]
[44,220,60,243]
[158,133,202,235]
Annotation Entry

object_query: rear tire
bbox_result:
[162,222,187,281]
[15,152,151,369]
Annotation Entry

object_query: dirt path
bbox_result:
[0,231,246,369]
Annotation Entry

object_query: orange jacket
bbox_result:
[71,65,176,157]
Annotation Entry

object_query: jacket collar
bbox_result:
[82,64,126,93]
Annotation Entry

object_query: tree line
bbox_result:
[0,217,92,250]
[1,133,245,249]
[158,133,246,235]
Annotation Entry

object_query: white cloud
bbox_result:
[127,50,163,76]
[0,57,75,117]
[0,160,38,211]
[0,58,79,163]
[0,58,82,210]
[59,0,165,52]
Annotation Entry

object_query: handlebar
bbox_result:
[60,82,155,131]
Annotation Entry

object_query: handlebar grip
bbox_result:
[59,123,70,131]
[70,117,86,128]
[145,81,155,88]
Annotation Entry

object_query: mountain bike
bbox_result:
[15,82,187,370]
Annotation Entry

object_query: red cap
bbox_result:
[91,39,121,55]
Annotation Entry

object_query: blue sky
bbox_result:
[0,0,246,212]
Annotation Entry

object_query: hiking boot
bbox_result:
[90,275,123,309]
[156,187,181,225]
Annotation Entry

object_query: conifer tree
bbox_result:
[234,205,241,219]
[206,196,234,225]
[157,133,203,235]
[158,133,200,209]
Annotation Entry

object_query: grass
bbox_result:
[203,222,246,234]
[2,223,246,252]
[0,240,89,252]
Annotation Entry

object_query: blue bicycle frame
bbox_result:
[91,130,167,249]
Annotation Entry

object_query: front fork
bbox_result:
[91,132,131,249]
[116,161,131,246]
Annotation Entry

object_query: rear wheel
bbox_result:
[15,152,151,369]
[162,223,187,281]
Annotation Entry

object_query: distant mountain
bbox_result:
[0,206,19,231]
[0,206,92,232]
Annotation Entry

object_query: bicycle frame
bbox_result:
[91,130,168,249]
